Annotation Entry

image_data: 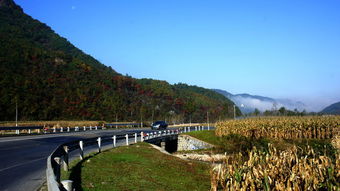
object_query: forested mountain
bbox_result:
[321,102,340,115]
[0,0,239,122]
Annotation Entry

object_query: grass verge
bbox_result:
[62,142,211,191]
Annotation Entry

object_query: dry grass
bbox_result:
[211,144,340,191]
[216,116,340,139]
[332,135,340,150]
[212,116,340,190]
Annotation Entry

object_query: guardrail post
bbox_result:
[195,126,197,131]
[28,129,31,134]
[67,127,70,132]
[95,126,98,130]
[53,127,56,133]
[97,137,101,153]
[54,157,61,183]
[208,125,210,130]
[125,134,129,145]
[140,132,144,142]
[112,135,116,147]
[61,180,73,191]
[134,133,137,143]
[75,126,78,131]
[184,127,187,133]
[60,127,63,133]
[63,146,69,171]
[90,126,92,131]
[83,126,86,131]
[79,141,84,160]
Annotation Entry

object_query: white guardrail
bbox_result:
[46,125,210,191]
[0,123,143,135]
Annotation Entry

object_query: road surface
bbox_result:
[0,128,153,191]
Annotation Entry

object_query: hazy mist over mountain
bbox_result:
[213,89,311,114]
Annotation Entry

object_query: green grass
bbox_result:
[62,142,211,191]
[185,130,271,154]
[184,130,221,146]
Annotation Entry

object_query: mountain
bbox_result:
[213,89,306,114]
[321,102,340,115]
[0,0,239,122]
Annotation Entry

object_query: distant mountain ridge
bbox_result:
[0,0,239,121]
[321,102,340,115]
[213,89,307,114]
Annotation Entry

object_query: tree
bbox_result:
[253,108,260,116]
[278,107,286,116]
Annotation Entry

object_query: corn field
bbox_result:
[211,144,340,191]
[216,116,340,139]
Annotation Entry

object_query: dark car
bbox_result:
[151,121,168,130]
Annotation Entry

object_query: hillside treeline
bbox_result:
[0,0,240,123]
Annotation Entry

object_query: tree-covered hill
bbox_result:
[321,102,340,115]
[0,0,239,122]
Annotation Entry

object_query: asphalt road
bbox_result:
[0,128,153,191]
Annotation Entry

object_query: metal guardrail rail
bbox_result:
[46,125,211,191]
[0,126,43,130]
[105,123,140,127]
[0,123,141,135]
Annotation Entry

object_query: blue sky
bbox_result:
[14,0,340,111]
